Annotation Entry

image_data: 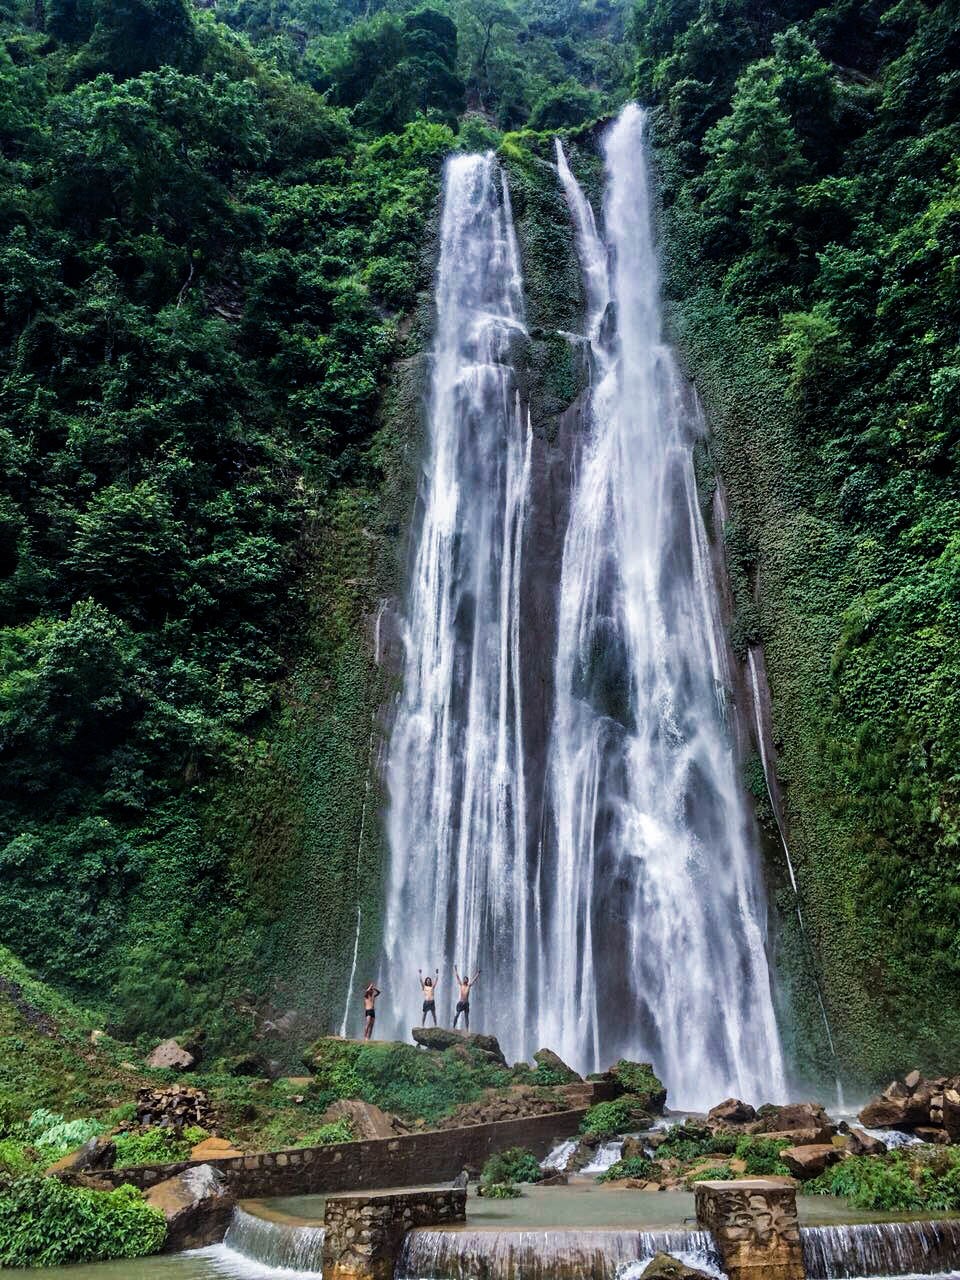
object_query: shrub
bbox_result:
[296,1118,355,1147]
[735,1135,791,1176]
[23,1110,104,1160]
[688,1162,735,1184]
[580,1097,652,1137]
[655,1123,735,1161]
[804,1155,924,1211]
[0,1139,34,1180]
[0,1175,166,1267]
[113,1125,206,1167]
[609,1061,666,1110]
[481,1147,542,1187]
[597,1155,655,1183]
[481,1182,521,1199]
[0,1095,22,1139]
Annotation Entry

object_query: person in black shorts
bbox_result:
[419,968,440,1025]
[452,965,479,1031]
[363,982,381,1040]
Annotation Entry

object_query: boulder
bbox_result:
[146,1039,195,1072]
[762,1126,834,1147]
[942,1088,960,1142]
[224,1052,272,1078]
[708,1098,757,1127]
[46,1136,117,1175]
[755,1103,832,1134]
[540,1170,569,1186]
[321,1098,404,1140]
[608,1061,667,1113]
[904,1069,922,1090]
[410,1026,507,1066]
[846,1128,887,1156]
[145,1163,235,1252]
[913,1126,950,1145]
[622,1136,650,1161]
[641,1251,716,1280]
[858,1095,929,1131]
[534,1048,581,1083]
[190,1137,244,1161]
[780,1143,840,1179]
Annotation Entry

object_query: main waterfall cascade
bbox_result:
[379,104,787,1106]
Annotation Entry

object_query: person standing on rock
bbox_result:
[452,966,479,1031]
[363,982,381,1040]
[419,969,440,1026]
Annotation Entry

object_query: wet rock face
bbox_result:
[641,1252,715,1280]
[845,1127,887,1156]
[857,1071,952,1141]
[145,1163,235,1252]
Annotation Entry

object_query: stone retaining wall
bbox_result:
[323,1186,466,1280]
[89,1107,590,1199]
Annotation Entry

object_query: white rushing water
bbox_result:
[379,107,786,1105]
[380,150,532,1045]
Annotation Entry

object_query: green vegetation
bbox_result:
[643,0,960,1083]
[579,1096,652,1137]
[805,1149,960,1213]
[306,1037,512,1124]
[654,1123,736,1162]
[597,1153,655,1183]
[481,1146,543,1187]
[0,1176,166,1268]
[479,1180,521,1198]
[112,1124,206,1168]
[295,1117,355,1146]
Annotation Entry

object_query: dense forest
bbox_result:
[0,0,957,1089]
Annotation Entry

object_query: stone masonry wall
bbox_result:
[89,1107,590,1198]
[323,1186,466,1280]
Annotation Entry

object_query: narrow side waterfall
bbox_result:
[381,152,531,1044]
[380,107,786,1104]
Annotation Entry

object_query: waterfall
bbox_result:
[397,1227,718,1280]
[539,107,785,1103]
[380,151,532,1046]
[540,1139,578,1172]
[579,1140,624,1175]
[379,106,786,1105]
[801,1220,960,1277]
[221,1205,325,1274]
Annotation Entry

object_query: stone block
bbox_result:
[695,1178,804,1280]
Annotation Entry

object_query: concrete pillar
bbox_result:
[322,1186,466,1280]
[695,1178,806,1280]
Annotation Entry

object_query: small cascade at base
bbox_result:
[397,1227,716,1280]
[541,1140,578,1172]
[222,1205,325,1275]
[801,1220,960,1278]
[579,1142,624,1176]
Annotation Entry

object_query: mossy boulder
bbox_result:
[609,1061,667,1113]
[411,1027,507,1066]
[533,1048,581,1083]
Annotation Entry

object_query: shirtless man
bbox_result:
[452,966,479,1031]
[419,968,440,1026]
[363,982,381,1040]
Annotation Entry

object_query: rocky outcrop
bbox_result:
[709,1098,757,1127]
[436,1084,569,1129]
[410,1027,507,1065]
[46,1135,117,1175]
[641,1252,716,1280]
[858,1072,951,1141]
[845,1128,887,1156]
[754,1103,832,1134]
[608,1061,667,1113]
[779,1143,840,1179]
[321,1099,408,1140]
[145,1163,235,1251]
[145,1038,195,1071]
[534,1048,581,1082]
